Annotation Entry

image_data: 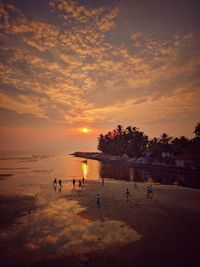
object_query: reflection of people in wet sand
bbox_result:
[124,188,130,201]
[134,182,137,190]
[53,185,57,191]
[72,178,76,189]
[96,194,101,208]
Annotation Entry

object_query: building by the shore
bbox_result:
[174,154,196,170]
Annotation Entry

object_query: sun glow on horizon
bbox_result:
[80,127,90,134]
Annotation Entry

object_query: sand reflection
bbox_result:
[0,196,141,260]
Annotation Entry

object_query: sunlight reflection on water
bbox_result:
[0,152,141,264]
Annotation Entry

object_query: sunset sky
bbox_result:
[0,0,200,152]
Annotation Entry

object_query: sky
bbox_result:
[0,0,200,152]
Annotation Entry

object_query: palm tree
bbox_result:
[194,122,200,137]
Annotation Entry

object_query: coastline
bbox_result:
[0,156,200,267]
[72,151,198,173]
[1,179,199,267]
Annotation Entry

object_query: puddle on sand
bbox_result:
[0,196,141,264]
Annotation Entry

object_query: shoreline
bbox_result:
[0,166,200,266]
[72,151,198,174]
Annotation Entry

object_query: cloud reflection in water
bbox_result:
[1,197,141,260]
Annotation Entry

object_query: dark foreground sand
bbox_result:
[0,179,200,267]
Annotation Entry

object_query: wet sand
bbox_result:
[0,194,36,229]
[0,179,200,267]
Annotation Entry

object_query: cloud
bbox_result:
[0,0,200,137]
[0,106,50,127]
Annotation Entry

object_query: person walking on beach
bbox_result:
[134,182,137,190]
[82,177,85,185]
[53,178,57,191]
[124,188,130,201]
[72,178,76,189]
[58,179,62,188]
[146,185,151,199]
[96,194,101,208]
[149,185,153,198]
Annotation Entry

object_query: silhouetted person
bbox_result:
[124,188,130,201]
[96,194,101,208]
[58,179,62,188]
[53,178,57,191]
[72,179,76,189]
[134,182,137,190]
[147,185,150,199]
[82,177,85,184]
[149,184,153,198]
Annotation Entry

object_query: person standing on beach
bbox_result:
[82,177,85,185]
[124,188,130,201]
[72,178,76,189]
[53,178,57,191]
[147,185,150,198]
[96,194,101,208]
[58,179,62,188]
[149,185,153,198]
[134,182,137,190]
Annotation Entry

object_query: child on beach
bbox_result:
[72,178,76,189]
[124,188,130,201]
[58,179,62,188]
[134,182,137,190]
[96,194,101,208]
[147,185,153,198]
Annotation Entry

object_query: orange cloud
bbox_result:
[0,0,199,143]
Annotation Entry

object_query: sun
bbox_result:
[81,127,90,134]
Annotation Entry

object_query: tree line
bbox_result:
[97,122,200,160]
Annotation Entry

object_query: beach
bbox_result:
[0,174,200,267]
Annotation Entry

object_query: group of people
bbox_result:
[53,177,86,190]
[96,183,153,207]
[53,178,63,192]
[53,176,153,207]
[53,178,63,188]
[72,177,85,189]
